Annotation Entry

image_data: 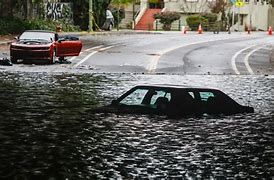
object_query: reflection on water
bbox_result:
[0,72,273,179]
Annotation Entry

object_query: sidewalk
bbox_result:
[1,29,269,43]
[61,29,161,37]
[0,35,14,45]
[0,29,158,45]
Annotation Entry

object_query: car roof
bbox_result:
[134,84,219,91]
[24,30,56,34]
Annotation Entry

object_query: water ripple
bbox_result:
[0,72,273,179]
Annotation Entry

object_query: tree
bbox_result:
[186,15,208,31]
[64,0,111,30]
[262,0,274,7]
[110,0,132,30]
[210,0,227,14]
[13,0,44,19]
[0,0,13,18]
[209,0,229,30]
[93,0,112,29]
[179,0,213,14]
[71,0,136,30]
[0,0,44,19]
[1,0,126,31]
[111,0,132,5]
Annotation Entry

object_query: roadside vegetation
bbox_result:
[186,13,220,31]
[154,11,181,31]
[0,18,80,35]
[0,0,130,35]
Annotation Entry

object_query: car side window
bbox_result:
[188,91,195,99]
[150,90,171,105]
[199,91,215,101]
[119,89,149,105]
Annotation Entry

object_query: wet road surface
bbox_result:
[0,72,274,179]
[1,32,274,75]
[157,37,274,75]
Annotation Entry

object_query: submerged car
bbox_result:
[97,85,254,117]
[10,30,82,64]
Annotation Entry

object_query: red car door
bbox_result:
[56,38,82,57]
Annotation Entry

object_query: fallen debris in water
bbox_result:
[0,57,12,66]
[57,58,72,64]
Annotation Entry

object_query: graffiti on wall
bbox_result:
[45,2,73,21]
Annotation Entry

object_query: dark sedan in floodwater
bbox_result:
[10,30,82,64]
[97,85,254,117]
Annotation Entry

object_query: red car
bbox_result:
[10,30,82,64]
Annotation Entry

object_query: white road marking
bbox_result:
[73,51,98,67]
[147,36,240,73]
[68,56,77,61]
[99,45,114,51]
[73,45,115,68]
[147,42,198,72]
[67,51,83,61]
[261,47,273,50]
[231,45,257,75]
[244,46,264,75]
[84,45,104,52]
[109,42,122,46]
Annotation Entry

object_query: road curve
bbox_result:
[1,32,274,75]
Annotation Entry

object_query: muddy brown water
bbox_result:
[0,72,273,179]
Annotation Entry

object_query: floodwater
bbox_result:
[0,72,274,179]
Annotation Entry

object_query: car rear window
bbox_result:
[199,91,215,101]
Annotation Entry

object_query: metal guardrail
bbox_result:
[155,20,182,31]
[134,10,140,20]
[154,20,223,32]
[134,20,223,32]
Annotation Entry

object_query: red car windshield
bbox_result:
[19,32,55,42]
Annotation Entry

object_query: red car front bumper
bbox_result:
[10,45,52,60]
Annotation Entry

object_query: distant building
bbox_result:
[236,0,274,31]
[122,0,274,31]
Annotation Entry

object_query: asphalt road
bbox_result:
[1,31,274,75]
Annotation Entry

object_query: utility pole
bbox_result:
[232,4,235,30]
[249,1,252,31]
[238,6,240,31]
[89,0,93,32]
[133,0,135,29]
[117,0,120,31]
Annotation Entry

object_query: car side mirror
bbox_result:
[14,36,18,40]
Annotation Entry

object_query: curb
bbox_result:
[0,41,13,46]
[270,48,274,68]
[0,30,158,46]
[61,30,162,37]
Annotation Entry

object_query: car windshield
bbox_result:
[19,31,55,42]
[119,88,149,105]
[119,88,171,106]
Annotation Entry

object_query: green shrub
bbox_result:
[154,11,181,31]
[0,18,80,35]
[201,13,218,23]
[202,13,219,31]
[149,0,159,3]
[27,19,80,32]
[186,15,208,31]
[0,18,29,34]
